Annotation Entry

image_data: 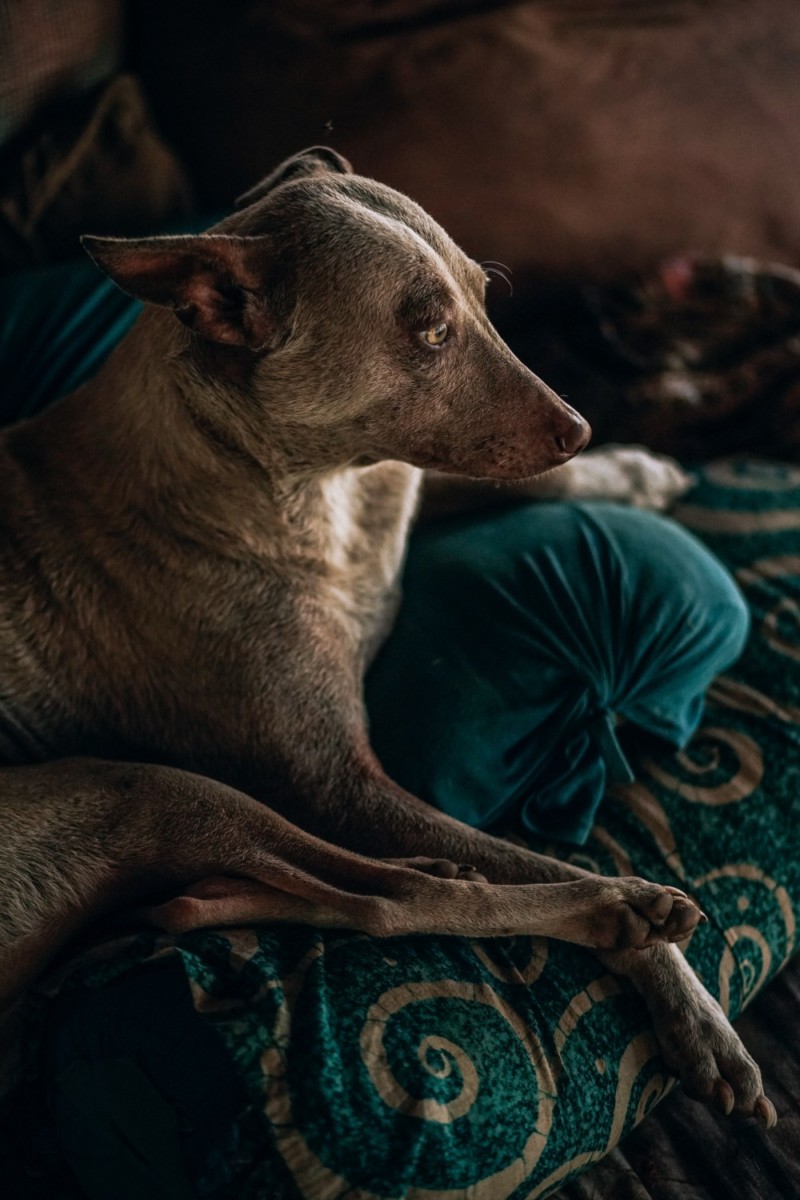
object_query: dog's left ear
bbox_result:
[235,146,352,210]
[82,233,283,350]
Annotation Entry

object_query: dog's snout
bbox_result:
[554,408,591,458]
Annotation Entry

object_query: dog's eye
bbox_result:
[422,323,449,347]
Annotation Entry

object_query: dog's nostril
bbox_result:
[555,415,591,457]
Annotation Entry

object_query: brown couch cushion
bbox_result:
[0,0,123,147]
[131,0,800,281]
[0,74,193,272]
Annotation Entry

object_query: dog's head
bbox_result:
[83,147,589,479]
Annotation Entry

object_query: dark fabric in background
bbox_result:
[127,0,800,280]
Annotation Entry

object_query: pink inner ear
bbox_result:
[179,275,251,346]
[85,234,274,348]
[187,280,221,307]
[177,269,274,349]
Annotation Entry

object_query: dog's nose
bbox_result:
[554,408,591,458]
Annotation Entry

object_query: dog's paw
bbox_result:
[652,986,777,1127]
[385,856,487,882]
[576,877,705,950]
[566,446,694,509]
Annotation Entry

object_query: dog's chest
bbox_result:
[317,462,422,657]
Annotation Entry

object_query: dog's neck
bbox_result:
[19,310,421,567]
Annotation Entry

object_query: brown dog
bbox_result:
[0,148,774,1125]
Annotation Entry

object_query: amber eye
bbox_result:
[422,322,449,347]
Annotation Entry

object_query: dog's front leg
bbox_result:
[0,758,774,1122]
[601,941,776,1127]
[0,754,692,1043]
[267,749,772,1125]
[0,755,692,997]
[262,751,702,951]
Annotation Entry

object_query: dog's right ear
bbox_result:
[235,146,352,210]
[82,233,282,350]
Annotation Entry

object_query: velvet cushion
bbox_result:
[131,0,800,279]
[366,502,749,845]
[0,75,193,273]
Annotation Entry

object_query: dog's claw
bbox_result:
[714,1079,735,1116]
[385,856,488,883]
[754,1095,778,1129]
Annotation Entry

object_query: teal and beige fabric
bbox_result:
[10,458,798,1199]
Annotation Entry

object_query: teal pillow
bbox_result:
[367,500,748,845]
[0,260,141,425]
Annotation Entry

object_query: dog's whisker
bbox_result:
[482,265,514,297]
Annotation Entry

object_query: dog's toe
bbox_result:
[682,1048,775,1125]
[657,1000,776,1124]
[385,856,487,881]
[755,1095,779,1129]
[598,878,704,949]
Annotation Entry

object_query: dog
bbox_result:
[0,147,774,1125]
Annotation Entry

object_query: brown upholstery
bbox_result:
[0,75,193,272]
[132,0,800,280]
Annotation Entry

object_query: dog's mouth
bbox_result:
[459,412,591,480]
[360,388,591,479]
[412,431,590,481]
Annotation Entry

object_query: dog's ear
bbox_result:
[234,146,352,210]
[82,233,281,350]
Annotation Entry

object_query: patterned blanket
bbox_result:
[9,457,800,1200]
